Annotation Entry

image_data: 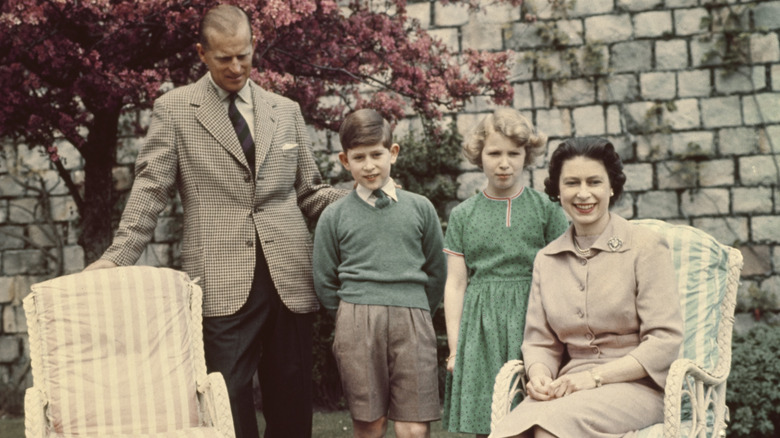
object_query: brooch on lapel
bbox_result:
[607,236,623,252]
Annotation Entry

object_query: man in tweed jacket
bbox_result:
[85,5,345,438]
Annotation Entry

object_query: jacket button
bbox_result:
[246,240,253,247]
[244,175,252,183]
[591,347,599,354]
[586,333,593,340]
[254,206,263,213]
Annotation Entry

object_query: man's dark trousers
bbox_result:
[203,238,314,438]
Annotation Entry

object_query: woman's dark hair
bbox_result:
[543,137,626,207]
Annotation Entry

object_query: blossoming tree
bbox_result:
[0,0,519,262]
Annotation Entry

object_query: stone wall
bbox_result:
[2,0,779,408]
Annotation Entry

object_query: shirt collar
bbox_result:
[208,72,252,104]
[543,213,633,256]
[356,177,398,203]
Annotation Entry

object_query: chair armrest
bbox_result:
[198,372,236,438]
[662,358,729,438]
[25,387,47,438]
[489,359,527,436]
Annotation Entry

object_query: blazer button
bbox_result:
[244,175,252,183]
[245,240,253,247]
[254,206,263,213]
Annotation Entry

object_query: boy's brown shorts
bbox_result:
[332,302,441,423]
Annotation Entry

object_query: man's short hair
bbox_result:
[199,4,253,49]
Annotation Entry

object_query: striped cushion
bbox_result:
[30,267,201,436]
[632,219,730,371]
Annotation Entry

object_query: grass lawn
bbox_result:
[0,410,463,438]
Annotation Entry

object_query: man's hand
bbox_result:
[83,259,118,271]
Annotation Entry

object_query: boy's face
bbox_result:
[339,143,400,191]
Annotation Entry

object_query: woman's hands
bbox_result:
[526,369,597,401]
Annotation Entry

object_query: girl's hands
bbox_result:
[446,354,456,373]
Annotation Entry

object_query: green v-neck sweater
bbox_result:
[313,189,446,314]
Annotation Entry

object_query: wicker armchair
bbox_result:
[24,266,235,438]
[489,219,743,438]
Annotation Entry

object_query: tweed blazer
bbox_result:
[102,75,345,317]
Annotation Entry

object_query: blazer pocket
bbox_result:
[282,143,298,150]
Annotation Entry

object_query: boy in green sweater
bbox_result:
[313,109,446,438]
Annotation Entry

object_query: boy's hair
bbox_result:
[338,109,393,151]
[462,107,547,169]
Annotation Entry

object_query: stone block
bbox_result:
[0,175,26,198]
[737,245,773,277]
[2,250,48,275]
[671,131,715,157]
[598,74,639,102]
[513,83,533,110]
[617,0,664,12]
[406,1,431,28]
[636,191,678,218]
[733,186,773,214]
[53,139,83,171]
[3,304,26,334]
[640,72,676,100]
[557,19,584,45]
[0,277,12,303]
[657,160,697,189]
[774,65,780,92]
[715,66,765,94]
[531,81,551,108]
[739,155,780,186]
[680,188,730,217]
[26,224,57,248]
[611,193,634,219]
[634,11,672,38]
[701,96,742,128]
[570,0,614,17]
[656,40,688,70]
[8,199,39,224]
[572,105,605,136]
[674,8,708,36]
[585,14,633,43]
[753,215,780,243]
[754,2,780,30]
[426,28,459,52]
[535,108,572,138]
[456,113,483,140]
[0,200,6,224]
[474,3,520,24]
[677,70,711,97]
[0,337,20,362]
[434,2,469,26]
[743,92,780,124]
[611,41,652,73]
[552,79,595,106]
[537,50,573,80]
[666,99,701,131]
[511,52,535,82]
[463,95,501,113]
[698,159,734,187]
[506,23,544,50]
[461,20,503,51]
[575,44,609,76]
[18,146,50,171]
[665,0,698,7]
[456,172,486,200]
[50,245,85,274]
[719,127,759,155]
[690,38,719,67]
[50,196,79,222]
[750,33,780,63]
[0,226,25,250]
[623,163,653,191]
[692,217,748,246]
[606,105,622,134]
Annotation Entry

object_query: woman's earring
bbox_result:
[610,190,614,196]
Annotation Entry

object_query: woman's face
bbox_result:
[481,132,526,198]
[559,156,613,236]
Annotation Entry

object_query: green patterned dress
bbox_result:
[443,187,568,434]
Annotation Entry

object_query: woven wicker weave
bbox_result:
[24,266,235,438]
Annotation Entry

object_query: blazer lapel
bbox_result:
[249,82,276,174]
[192,76,251,171]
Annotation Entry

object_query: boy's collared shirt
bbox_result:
[356,177,398,207]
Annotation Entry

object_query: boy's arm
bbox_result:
[420,201,447,315]
[312,209,342,311]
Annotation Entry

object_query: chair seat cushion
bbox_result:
[50,426,225,438]
[30,267,201,435]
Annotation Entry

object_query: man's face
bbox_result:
[196,23,254,93]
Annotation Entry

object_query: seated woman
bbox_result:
[491,137,684,438]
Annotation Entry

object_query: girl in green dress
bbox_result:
[443,108,568,436]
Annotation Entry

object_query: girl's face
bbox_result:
[481,132,526,198]
[559,156,613,236]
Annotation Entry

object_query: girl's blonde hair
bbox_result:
[462,108,547,169]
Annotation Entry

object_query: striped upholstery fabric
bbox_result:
[24,266,230,437]
[631,219,730,372]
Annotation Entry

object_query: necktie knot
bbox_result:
[372,189,390,209]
